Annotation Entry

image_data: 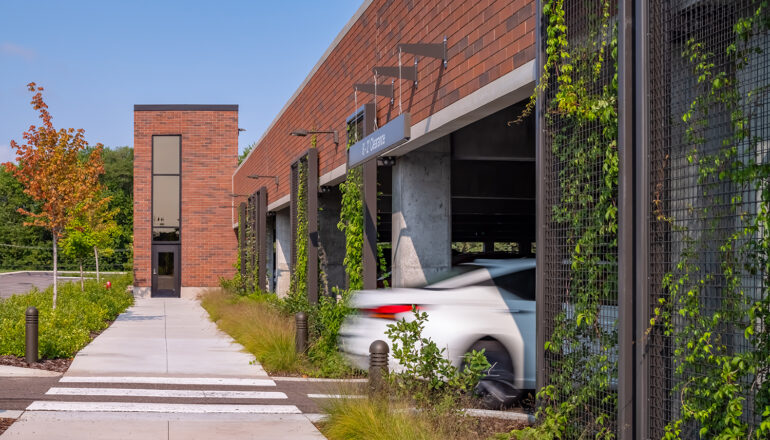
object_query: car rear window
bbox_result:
[492,269,535,300]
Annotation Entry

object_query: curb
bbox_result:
[0,410,23,419]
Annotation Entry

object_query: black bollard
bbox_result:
[295,312,308,353]
[368,340,389,395]
[25,306,38,364]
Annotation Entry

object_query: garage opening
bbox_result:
[450,101,536,265]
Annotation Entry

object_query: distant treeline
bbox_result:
[0,146,133,272]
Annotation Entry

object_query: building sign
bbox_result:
[347,113,410,168]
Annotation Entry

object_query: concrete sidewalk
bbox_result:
[1,298,326,439]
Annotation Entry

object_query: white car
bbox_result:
[338,258,536,407]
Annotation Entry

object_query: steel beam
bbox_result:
[618,0,637,437]
[634,0,650,438]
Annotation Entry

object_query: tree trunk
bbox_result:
[80,261,84,291]
[94,247,100,283]
[52,233,58,309]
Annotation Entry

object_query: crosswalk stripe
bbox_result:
[46,388,287,399]
[60,377,276,387]
[26,401,301,414]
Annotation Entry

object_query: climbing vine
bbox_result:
[647,3,770,438]
[337,124,364,290]
[511,0,619,438]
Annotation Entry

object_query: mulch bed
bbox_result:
[0,418,15,436]
[0,355,71,373]
[465,416,530,439]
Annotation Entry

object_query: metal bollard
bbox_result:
[368,340,389,395]
[295,312,308,353]
[25,306,38,364]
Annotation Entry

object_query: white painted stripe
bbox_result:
[60,377,275,387]
[26,401,301,414]
[307,394,366,399]
[46,388,287,400]
[271,376,367,383]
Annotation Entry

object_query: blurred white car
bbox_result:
[338,258,536,407]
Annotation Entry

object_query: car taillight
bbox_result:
[362,304,420,320]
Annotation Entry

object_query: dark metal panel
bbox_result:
[258,187,268,293]
[246,193,256,294]
[362,103,377,290]
[290,163,298,273]
[363,162,377,290]
[534,0,546,394]
[307,149,319,304]
[239,202,247,285]
[618,0,636,437]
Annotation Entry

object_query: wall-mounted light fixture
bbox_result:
[290,129,339,147]
[319,186,332,194]
[228,193,250,198]
[378,157,397,167]
[247,174,279,186]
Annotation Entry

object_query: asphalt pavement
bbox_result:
[0,272,84,299]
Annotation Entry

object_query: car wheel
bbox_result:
[467,339,520,409]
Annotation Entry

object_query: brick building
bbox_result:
[133,105,239,298]
[233,0,537,295]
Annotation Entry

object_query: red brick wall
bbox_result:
[134,110,238,288]
[234,0,535,203]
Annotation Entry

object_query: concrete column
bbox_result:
[391,136,452,287]
[318,186,346,295]
[275,209,291,297]
[266,216,275,292]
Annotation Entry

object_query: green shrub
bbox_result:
[385,307,490,406]
[0,274,133,359]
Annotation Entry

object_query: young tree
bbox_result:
[61,194,119,287]
[4,83,105,307]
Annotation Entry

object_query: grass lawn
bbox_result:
[0,274,133,359]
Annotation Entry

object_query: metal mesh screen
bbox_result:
[540,0,619,437]
[646,0,769,437]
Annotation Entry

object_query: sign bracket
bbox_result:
[353,82,395,104]
[397,36,447,68]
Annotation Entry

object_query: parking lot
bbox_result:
[0,272,84,299]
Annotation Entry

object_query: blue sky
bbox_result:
[0,0,363,163]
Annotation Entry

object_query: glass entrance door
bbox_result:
[152,244,180,297]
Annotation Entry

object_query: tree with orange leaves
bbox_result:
[4,83,106,308]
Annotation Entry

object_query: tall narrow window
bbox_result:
[152,135,180,242]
